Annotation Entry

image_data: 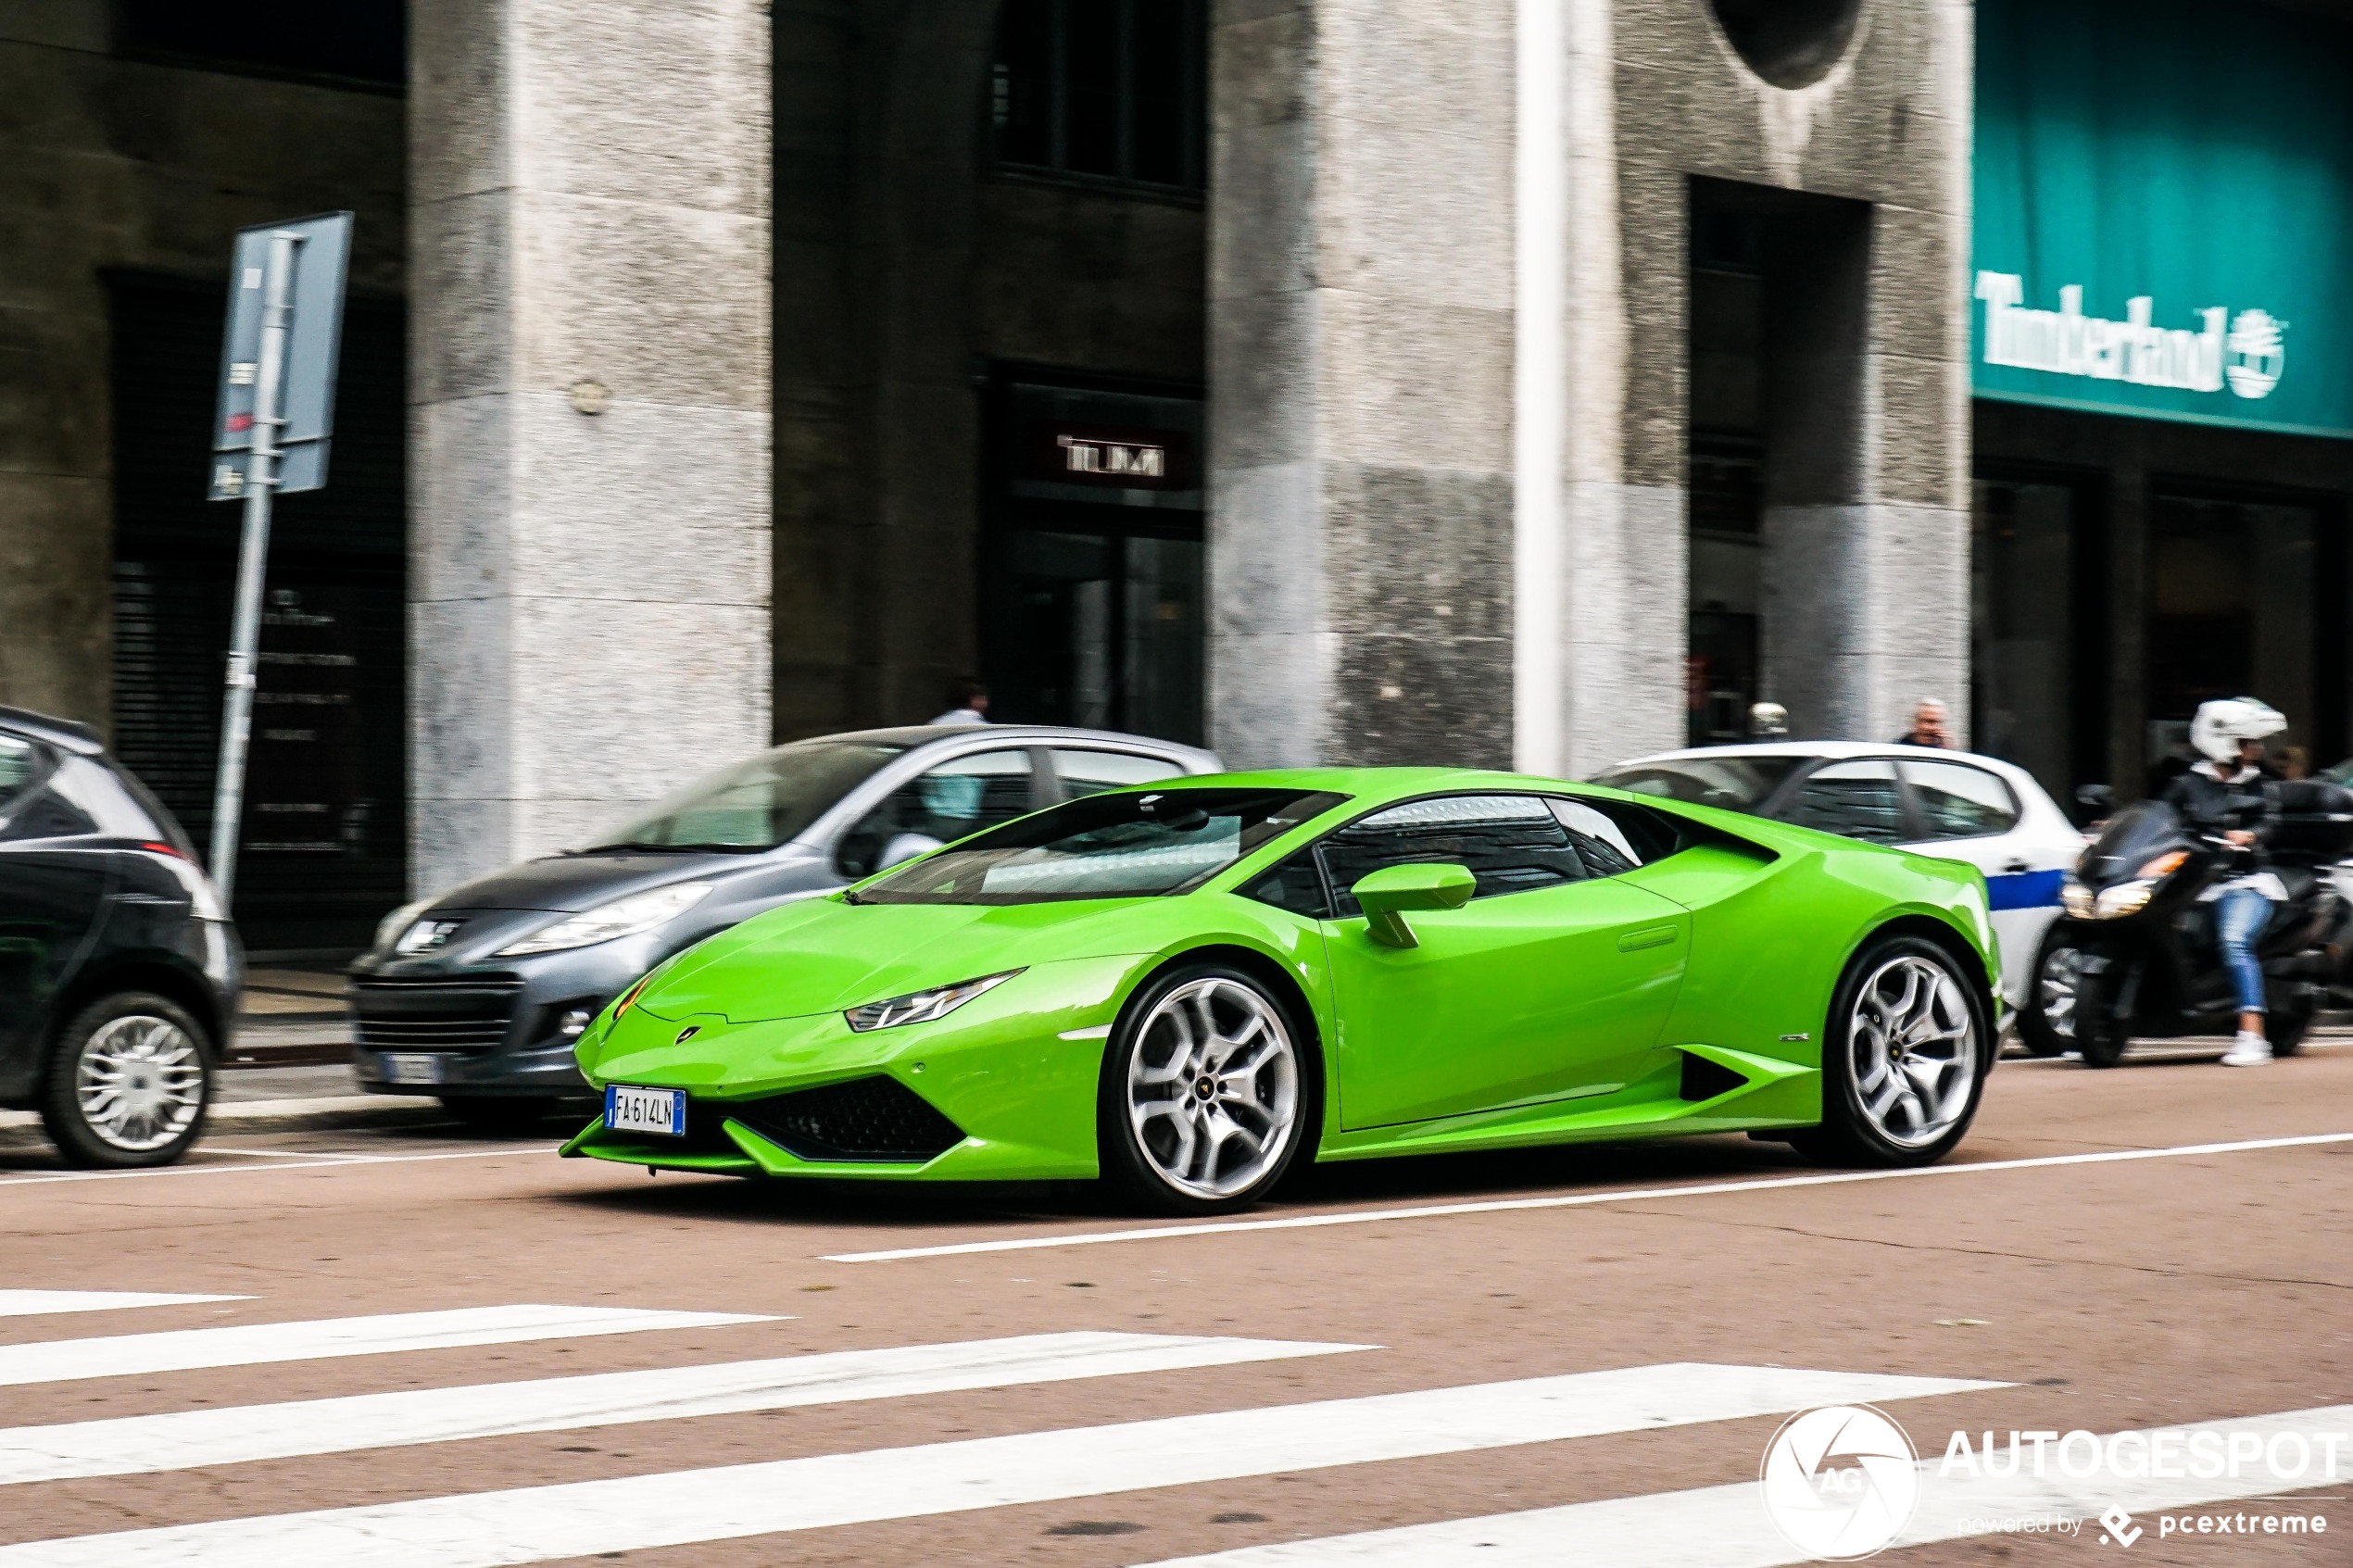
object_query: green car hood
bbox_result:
[631,895,1162,1023]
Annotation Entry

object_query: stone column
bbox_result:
[409,0,772,894]
[1208,0,1516,769]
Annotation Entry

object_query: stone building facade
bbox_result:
[0,0,2039,936]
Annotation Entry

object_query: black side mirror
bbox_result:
[2076,784,2115,810]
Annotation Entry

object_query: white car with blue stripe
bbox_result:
[1594,742,2082,1014]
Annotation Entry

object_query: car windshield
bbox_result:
[583,740,906,853]
[852,788,1349,905]
[1592,755,1801,813]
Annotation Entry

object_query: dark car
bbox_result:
[348,724,1219,1128]
[0,706,241,1166]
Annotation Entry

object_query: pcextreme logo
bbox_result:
[1759,1404,1922,1561]
[1975,271,2287,401]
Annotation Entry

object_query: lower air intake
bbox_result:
[729,1076,965,1162]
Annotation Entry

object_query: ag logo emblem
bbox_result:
[1759,1403,1920,1561]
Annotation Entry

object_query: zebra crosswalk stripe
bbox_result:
[0,1362,2001,1568]
[0,1304,775,1389]
[0,1330,1370,1486]
[1124,1404,2353,1566]
[0,1291,249,1319]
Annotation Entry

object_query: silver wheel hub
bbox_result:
[1847,956,1977,1149]
[76,1015,204,1152]
[2037,946,2083,1040]
[1126,977,1300,1199]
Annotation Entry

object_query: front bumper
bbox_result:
[346,942,659,1100]
[564,954,1139,1181]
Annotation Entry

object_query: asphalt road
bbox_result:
[0,1045,2347,1566]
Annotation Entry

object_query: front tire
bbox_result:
[1097,963,1314,1215]
[39,993,213,1168]
[1794,935,1989,1168]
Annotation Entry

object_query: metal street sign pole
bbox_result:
[208,230,300,904]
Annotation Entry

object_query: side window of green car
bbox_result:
[1315,795,1587,918]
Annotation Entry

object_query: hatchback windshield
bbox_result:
[585,740,906,852]
[852,788,1348,904]
[1593,755,1801,813]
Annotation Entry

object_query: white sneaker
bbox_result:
[2221,1032,2272,1068]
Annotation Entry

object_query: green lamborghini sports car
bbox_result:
[563,769,1999,1213]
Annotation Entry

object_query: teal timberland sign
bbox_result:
[1973,0,2353,438]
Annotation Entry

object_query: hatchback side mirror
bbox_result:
[879,832,944,871]
[1353,862,1476,948]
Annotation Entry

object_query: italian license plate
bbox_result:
[605,1084,687,1137]
[381,1052,442,1086]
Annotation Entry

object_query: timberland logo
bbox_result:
[1975,272,2286,401]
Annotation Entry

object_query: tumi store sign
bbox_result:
[1973,0,2353,438]
[1024,420,1191,491]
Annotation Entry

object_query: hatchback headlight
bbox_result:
[2094,879,2157,920]
[497,884,713,957]
[375,897,434,954]
[844,970,1023,1033]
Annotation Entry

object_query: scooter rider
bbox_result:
[2163,697,2290,1067]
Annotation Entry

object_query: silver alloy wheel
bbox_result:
[74,1015,205,1153]
[1126,976,1300,1199]
[1847,955,1978,1149]
[2036,945,2082,1041]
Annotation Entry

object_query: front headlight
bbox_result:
[2060,879,2095,919]
[375,897,434,953]
[2094,879,2157,920]
[496,884,713,957]
[844,970,1024,1033]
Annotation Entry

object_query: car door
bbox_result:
[0,734,113,1075]
[1317,794,1691,1129]
[1896,758,2063,1005]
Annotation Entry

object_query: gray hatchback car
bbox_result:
[347,725,1219,1126]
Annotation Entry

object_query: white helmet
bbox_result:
[2190,696,2287,765]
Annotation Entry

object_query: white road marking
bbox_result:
[0,1292,249,1320]
[0,1305,775,1389]
[0,1146,548,1188]
[0,1331,1368,1486]
[0,1363,2002,1568]
[1125,1404,2353,1565]
[824,1131,2353,1262]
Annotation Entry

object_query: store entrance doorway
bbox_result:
[984,377,1205,746]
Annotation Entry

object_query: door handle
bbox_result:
[2001,861,2029,874]
[1617,924,1678,952]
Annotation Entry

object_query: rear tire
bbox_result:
[39,992,213,1169]
[1096,962,1316,1215]
[437,1095,560,1135]
[1793,935,1989,1168]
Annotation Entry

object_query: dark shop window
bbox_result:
[119,0,406,89]
[991,0,1206,194]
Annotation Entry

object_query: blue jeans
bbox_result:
[2211,886,2273,1016]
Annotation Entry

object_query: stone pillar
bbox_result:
[1208,1,1516,769]
[409,0,772,894]
[1514,1,1690,778]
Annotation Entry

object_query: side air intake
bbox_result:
[1679,1050,1750,1102]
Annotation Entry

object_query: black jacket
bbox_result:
[2161,767,2274,846]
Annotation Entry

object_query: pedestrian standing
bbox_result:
[1893,697,1954,748]
[929,677,990,726]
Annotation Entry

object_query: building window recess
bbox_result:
[991,0,1207,196]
